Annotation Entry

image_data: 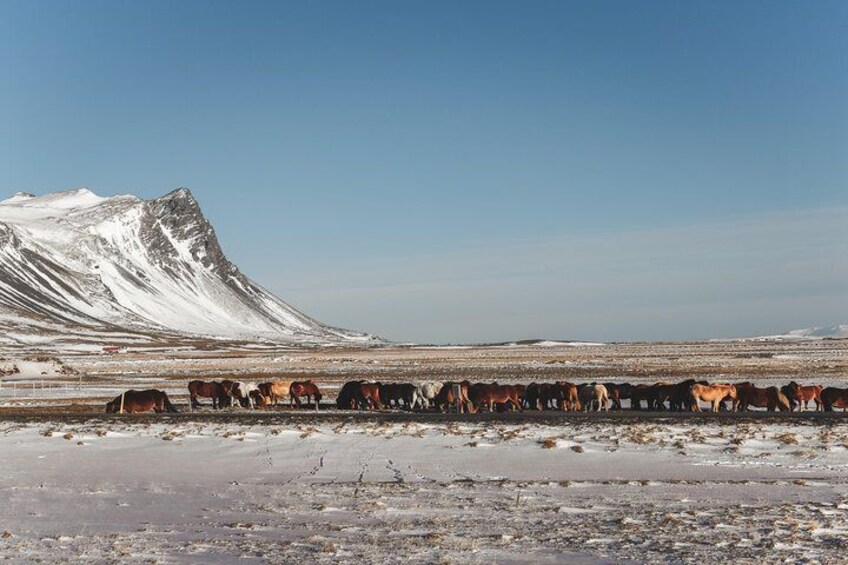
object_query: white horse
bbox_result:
[578,383,609,412]
[234,381,260,409]
[415,381,443,410]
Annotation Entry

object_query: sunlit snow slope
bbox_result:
[0,188,375,346]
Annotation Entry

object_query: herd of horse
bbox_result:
[105,378,848,414]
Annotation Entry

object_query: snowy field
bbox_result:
[2,415,848,563]
[1,341,848,562]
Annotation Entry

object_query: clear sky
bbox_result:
[2,1,846,343]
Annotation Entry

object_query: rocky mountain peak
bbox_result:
[0,187,376,345]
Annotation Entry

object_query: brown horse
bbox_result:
[357,382,383,410]
[630,383,662,410]
[525,382,551,410]
[469,383,522,412]
[821,387,848,411]
[434,381,475,413]
[785,382,822,411]
[106,390,178,414]
[379,383,407,409]
[689,384,737,412]
[219,379,241,408]
[249,389,271,408]
[603,383,632,411]
[290,380,322,407]
[734,382,792,412]
[556,381,581,411]
[188,380,226,409]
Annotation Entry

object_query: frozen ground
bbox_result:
[2,416,848,563]
[2,342,847,562]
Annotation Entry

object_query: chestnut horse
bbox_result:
[821,387,848,411]
[249,389,271,408]
[603,383,632,411]
[290,380,322,407]
[219,379,241,408]
[556,381,581,411]
[106,390,178,414]
[469,383,522,412]
[785,382,822,411]
[188,380,225,409]
[357,382,383,410]
[434,381,475,413]
[734,382,791,412]
[689,384,737,412]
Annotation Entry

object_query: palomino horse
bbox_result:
[188,380,226,409]
[734,382,792,412]
[578,383,609,412]
[258,381,292,406]
[689,384,737,412]
[106,390,178,414]
[821,387,848,412]
[469,383,522,412]
[290,380,322,407]
[785,382,822,411]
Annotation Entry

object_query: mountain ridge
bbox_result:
[0,187,377,347]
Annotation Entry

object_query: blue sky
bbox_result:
[2,1,846,342]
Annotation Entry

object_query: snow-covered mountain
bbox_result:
[780,325,848,339]
[0,188,376,346]
[741,324,848,341]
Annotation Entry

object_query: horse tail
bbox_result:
[163,393,179,413]
[688,386,699,411]
[776,390,791,412]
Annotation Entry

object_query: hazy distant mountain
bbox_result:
[744,324,848,341]
[0,188,377,346]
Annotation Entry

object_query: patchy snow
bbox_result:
[2,418,848,562]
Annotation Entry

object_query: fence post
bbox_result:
[451,384,462,414]
[119,392,125,414]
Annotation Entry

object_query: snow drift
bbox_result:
[0,188,375,345]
